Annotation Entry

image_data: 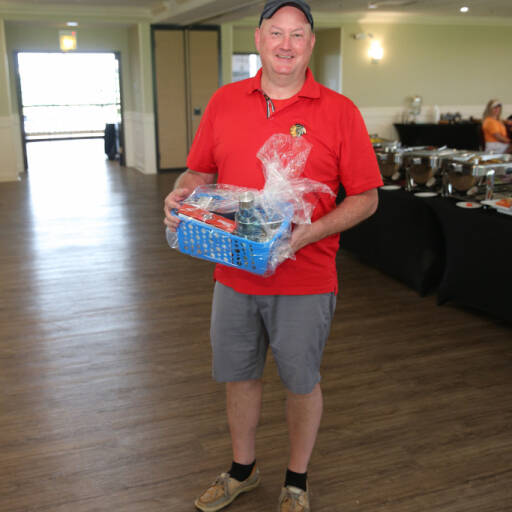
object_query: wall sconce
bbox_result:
[352,33,384,62]
[368,39,383,62]
[352,32,373,40]
[59,30,77,51]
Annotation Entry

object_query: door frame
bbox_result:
[13,49,126,172]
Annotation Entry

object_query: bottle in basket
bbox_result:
[235,191,267,242]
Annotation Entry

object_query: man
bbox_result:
[164,1,382,510]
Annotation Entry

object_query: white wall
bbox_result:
[232,18,512,140]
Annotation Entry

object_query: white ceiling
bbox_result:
[2,0,512,26]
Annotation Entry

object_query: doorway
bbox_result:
[152,26,220,171]
[14,51,124,172]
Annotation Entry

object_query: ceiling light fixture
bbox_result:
[460,6,469,13]
[66,21,79,27]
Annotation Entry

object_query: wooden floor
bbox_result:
[1,140,511,512]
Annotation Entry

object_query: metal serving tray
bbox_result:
[440,152,512,177]
[439,152,512,199]
[402,147,459,190]
[373,141,403,180]
[373,144,431,181]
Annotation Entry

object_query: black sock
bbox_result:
[284,468,307,491]
[228,460,256,482]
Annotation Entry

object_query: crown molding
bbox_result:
[232,11,512,29]
[313,11,512,27]
[0,2,152,23]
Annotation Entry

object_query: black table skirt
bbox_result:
[427,198,512,323]
[341,189,445,296]
[341,189,512,323]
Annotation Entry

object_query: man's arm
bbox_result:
[163,169,217,230]
[290,188,378,253]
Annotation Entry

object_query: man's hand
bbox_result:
[163,169,217,231]
[163,187,191,231]
[290,223,320,253]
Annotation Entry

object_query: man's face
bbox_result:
[255,6,315,82]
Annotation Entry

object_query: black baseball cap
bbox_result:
[259,0,314,30]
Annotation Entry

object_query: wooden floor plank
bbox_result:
[0,139,511,512]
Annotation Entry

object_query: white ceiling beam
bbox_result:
[153,0,262,25]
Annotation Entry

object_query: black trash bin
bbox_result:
[104,123,118,160]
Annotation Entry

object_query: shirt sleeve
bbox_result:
[338,104,383,196]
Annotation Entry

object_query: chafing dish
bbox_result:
[439,152,512,199]
[373,141,403,181]
[402,147,459,191]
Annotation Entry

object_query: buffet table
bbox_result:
[427,198,512,322]
[394,122,484,150]
[341,189,444,296]
[341,189,512,323]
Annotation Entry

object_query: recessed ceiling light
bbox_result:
[67,21,79,27]
[368,2,378,9]
[460,6,469,13]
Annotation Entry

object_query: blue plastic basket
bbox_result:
[174,204,293,275]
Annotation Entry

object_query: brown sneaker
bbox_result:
[278,485,310,512]
[194,465,260,512]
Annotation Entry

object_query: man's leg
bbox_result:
[211,283,267,465]
[260,292,335,511]
[286,382,323,473]
[195,284,266,511]
[194,379,262,512]
[227,379,263,464]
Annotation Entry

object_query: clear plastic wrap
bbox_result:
[258,133,334,224]
[166,134,334,275]
[180,183,244,214]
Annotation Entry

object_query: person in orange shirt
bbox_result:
[482,99,512,153]
[507,115,512,140]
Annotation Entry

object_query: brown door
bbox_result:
[153,27,219,171]
[154,30,188,169]
[188,29,220,144]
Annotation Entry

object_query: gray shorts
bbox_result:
[210,282,336,394]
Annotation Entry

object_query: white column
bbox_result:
[0,18,23,182]
[220,23,233,86]
[138,22,157,174]
[124,22,156,175]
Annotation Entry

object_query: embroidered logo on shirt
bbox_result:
[290,124,306,137]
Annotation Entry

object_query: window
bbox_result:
[232,53,261,82]
[17,52,121,140]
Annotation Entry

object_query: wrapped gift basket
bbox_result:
[166,133,334,275]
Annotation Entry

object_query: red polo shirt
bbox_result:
[186,68,382,295]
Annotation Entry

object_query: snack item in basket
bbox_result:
[234,191,283,242]
[178,204,237,233]
[235,191,266,241]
